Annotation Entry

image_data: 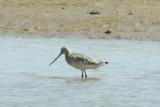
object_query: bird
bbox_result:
[49,46,108,79]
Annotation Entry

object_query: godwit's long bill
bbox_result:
[49,46,108,79]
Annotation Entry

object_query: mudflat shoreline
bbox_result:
[0,0,160,40]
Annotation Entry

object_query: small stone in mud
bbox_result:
[88,10,100,15]
[61,7,65,9]
[105,30,111,34]
[23,28,29,31]
[128,12,133,15]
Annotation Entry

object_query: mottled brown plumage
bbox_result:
[49,46,108,78]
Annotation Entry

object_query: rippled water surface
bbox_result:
[0,37,160,107]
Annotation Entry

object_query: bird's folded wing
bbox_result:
[70,53,102,65]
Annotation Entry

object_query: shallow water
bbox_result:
[0,37,160,107]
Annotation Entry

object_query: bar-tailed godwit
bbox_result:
[49,46,108,79]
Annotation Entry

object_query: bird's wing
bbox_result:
[70,53,102,65]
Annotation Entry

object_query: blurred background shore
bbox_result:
[0,0,160,40]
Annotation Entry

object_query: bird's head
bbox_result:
[60,46,70,55]
[49,46,70,66]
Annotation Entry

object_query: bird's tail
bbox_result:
[99,61,109,65]
[105,62,109,64]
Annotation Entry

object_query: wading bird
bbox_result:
[49,46,108,79]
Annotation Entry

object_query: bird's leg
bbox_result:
[81,71,84,79]
[84,71,87,78]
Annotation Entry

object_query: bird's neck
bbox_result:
[64,52,70,63]
[64,51,70,57]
